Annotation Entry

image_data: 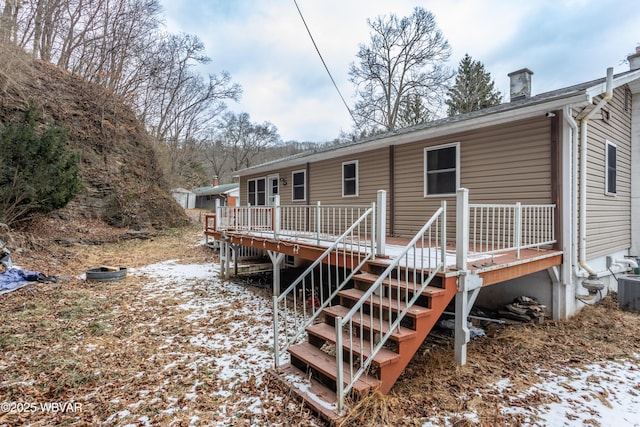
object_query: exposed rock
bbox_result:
[0,51,189,240]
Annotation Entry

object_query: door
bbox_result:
[268,175,279,205]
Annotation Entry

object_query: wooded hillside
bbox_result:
[0,46,188,239]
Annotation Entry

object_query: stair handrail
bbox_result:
[273,205,375,367]
[336,202,446,413]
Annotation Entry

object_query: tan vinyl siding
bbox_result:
[241,165,304,205]
[585,86,632,258]
[240,149,391,230]
[310,148,391,231]
[309,148,389,203]
[393,118,552,238]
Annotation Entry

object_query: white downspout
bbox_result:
[564,106,583,278]
[578,67,614,276]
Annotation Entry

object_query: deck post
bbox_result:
[455,188,470,365]
[268,250,285,296]
[456,188,469,271]
[316,201,321,245]
[514,202,522,259]
[223,239,231,280]
[335,316,344,415]
[376,190,386,257]
[455,188,483,366]
[273,195,281,240]
[273,295,280,367]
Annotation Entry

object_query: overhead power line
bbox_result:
[292,0,357,128]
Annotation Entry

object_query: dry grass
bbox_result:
[1,221,639,426]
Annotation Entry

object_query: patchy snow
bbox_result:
[116,257,640,426]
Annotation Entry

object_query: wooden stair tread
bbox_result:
[354,272,446,296]
[269,364,340,423]
[323,305,416,342]
[306,322,400,367]
[338,288,433,318]
[289,342,381,394]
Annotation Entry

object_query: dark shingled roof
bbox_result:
[238,69,637,174]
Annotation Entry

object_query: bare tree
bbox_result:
[135,33,241,144]
[204,112,280,178]
[202,132,229,182]
[0,0,18,45]
[349,7,453,133]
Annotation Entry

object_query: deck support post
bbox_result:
[455,188,483,365]
[548,266,566,320]
[232,244,239,276]
[273,195,281,240]
[376,190,386,257]
[268,250,285,296]
[455,273,482,366]
[221,238,231,280]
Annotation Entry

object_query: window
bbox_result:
[247,177,266,205]
[292,170,306,201]
[424,142,459,196]
[342,160,358,197]
[605,140,617,195]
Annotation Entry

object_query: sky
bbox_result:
[159,0,640,143]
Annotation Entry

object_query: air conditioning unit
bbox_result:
[618,275,640,313]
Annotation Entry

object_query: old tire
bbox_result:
[86,267,127,282]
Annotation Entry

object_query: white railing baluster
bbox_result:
[467,202,555,259]
[336,204,446,408]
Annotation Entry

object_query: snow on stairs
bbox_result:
[271,263,458,424]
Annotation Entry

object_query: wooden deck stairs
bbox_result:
[272,259,457,423]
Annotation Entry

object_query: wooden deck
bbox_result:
[206,229,562,287]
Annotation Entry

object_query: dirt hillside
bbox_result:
[0,49,188,244]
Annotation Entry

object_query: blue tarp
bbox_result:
[0,269,48,291]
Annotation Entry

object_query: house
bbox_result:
[191,177,239,210]
[170,188,196,209]
[205,47,640,420]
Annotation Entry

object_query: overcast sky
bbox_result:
[159,0,639,142]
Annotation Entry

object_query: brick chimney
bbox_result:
[212,176,219,187]
[628,46,640,71]
[508,68,534,101]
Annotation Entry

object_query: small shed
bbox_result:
[171,188,196,209]
[192,183,239,210]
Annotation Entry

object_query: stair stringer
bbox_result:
[376,275,458,394]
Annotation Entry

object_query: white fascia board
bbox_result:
[236,93,589,177]
[585,70,640,100]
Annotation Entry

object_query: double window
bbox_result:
[424,142,459,196]
[342,160,358,197]
[605,140,617,196]
[292,170,306,201]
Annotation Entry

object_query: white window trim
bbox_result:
[342,160,359,198]
[247,177,267,206]
[291,169,306,202]
[605,139,617,196]
[423,142,460,198]
[267,174,279,205]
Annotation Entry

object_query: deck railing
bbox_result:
[211,201,374,246]
[468,202,556,259]
[335,202,447,414]
[272,206,375,367]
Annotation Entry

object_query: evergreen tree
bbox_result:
[0,107,80,226]
[445,54,502,116]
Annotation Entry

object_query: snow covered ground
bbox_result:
[125,259,640,426]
